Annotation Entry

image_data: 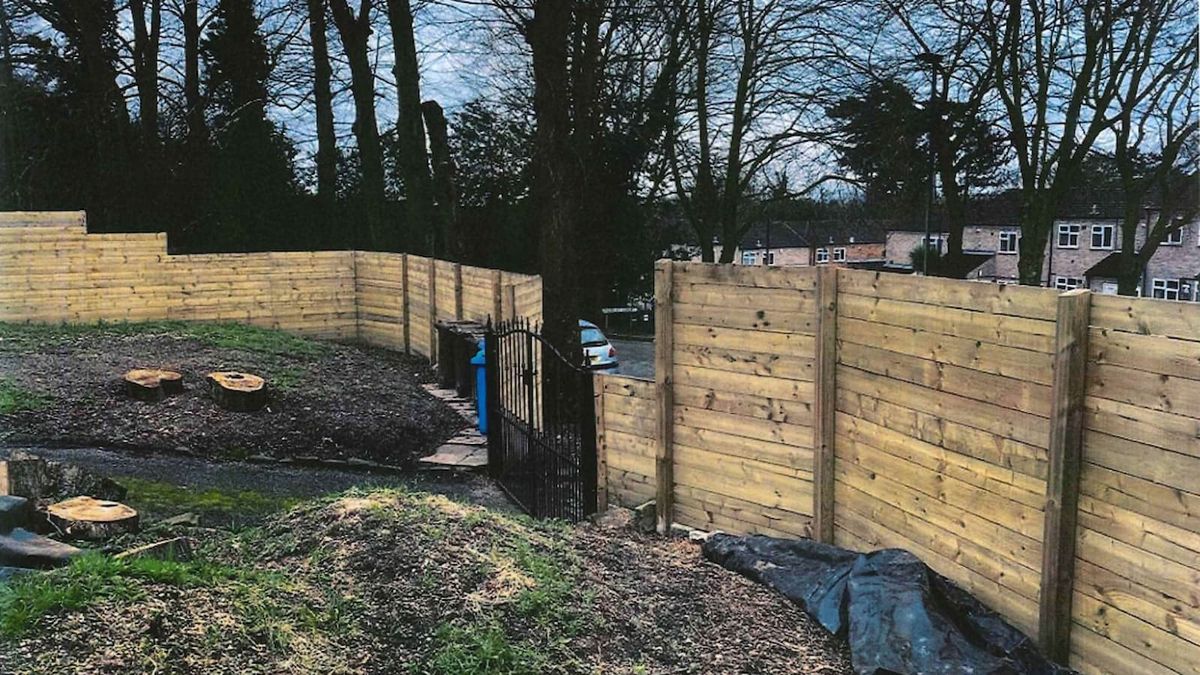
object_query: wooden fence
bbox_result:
[0,211,541,356]
[597,260,1199,675]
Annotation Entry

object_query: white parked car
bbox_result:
[580,320,618,369]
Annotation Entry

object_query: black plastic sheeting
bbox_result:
[703,534,1073,675]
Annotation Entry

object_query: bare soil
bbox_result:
[0,323,467,465]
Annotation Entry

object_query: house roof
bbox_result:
[1084,252,1123,279]
[739,219,889,250]
[935,252,994,279]
[886,188,1145,232]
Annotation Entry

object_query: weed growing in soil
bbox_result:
[0,379,50,413]
[426,622,548,674]
[0,554,241,637]
[118,476,299,525]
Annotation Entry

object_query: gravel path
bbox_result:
[0,445,516,512]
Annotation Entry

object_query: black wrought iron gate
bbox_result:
[484,319,597,521]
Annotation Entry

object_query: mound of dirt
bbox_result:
[0,324,465,465]
[0,490,852,674]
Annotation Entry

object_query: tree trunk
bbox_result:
[308,0,337,209]
[1017,199,1051,286]
[528,0,579,355]
[47,496,139,541]
[0,0,13,209]
[183,0,205,146]
[124,369,184,401]
[207,371,267,412]
[130,0,161,144]
[329,0,386,249]
[386,0,435,252]
[422,100,460,259]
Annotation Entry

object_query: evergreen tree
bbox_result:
[200,0,298,251]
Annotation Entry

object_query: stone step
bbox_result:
[0,528,83,569]
[0,496,30,533]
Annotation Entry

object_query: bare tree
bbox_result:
[329,0,387,247]
[667,0,845,263]
[1107,0,1198,295]
[385,0,436,252]
[977,0,1183,285]
[307,0,337,206]
[526,0,578,351]
[130,0,163,144]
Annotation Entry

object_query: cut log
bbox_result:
[46,496,139,540]
[124,369,184,401]
[207,371,267,412]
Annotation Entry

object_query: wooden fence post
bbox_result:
[505,283,517,321]
[1038,289,1091,663]
[594,376,608,512]
[812,266,838,543]
[454,262,464,320]
[401,253,411,354]
[428,258,438,364]
[492,270,503,324]
[654,260,675,534]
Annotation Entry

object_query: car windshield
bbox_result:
[580,327,607,346]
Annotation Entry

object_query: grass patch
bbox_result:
[0,320,329,357]
[0,554,240,637]
[426,622,548,674]
[0,379,51,414]
[118,476,300,523]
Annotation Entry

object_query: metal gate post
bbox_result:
[484,321,501,478]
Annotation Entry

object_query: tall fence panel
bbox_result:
[0,213,357,339]
[1070,296,1200,675]
[596,260,1200,674]
[0,212,541,355]
[666,262,819,539]
[832,270,1058,637]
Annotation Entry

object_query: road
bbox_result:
[607,338,654,379]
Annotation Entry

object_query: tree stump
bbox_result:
[46,496,139,540]
[207,371,267,412]
[124,369,184,402]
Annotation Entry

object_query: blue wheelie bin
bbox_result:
[471,343,488,434]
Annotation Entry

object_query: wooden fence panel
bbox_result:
[596,374,657,508]
[590,262,1200,672]
[832,268,1058,637]
[667,262,818,538]
[0,218,540,354]
[1071,295,1200,675]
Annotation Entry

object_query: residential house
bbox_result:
[697,220,887,267]
[884,192,1199,300]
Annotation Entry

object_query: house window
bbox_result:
[1151,278,1183,300]
[1164,226,1184,246]
[1057,223,1080,248]
[832,247,847,262]
[741,251,756,265]
[767,252,775,265]
[815,248,830,264]
[998,231,1018,254]
[1091,223,1115,250]
[1053,276,1084,291]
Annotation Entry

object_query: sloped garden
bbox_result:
[0,486,852,674]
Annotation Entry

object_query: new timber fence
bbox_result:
[0,212,541,355]
[596,260,1200,675]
